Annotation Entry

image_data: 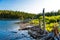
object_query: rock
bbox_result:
[28,26,48,39]
[18,25,48,39]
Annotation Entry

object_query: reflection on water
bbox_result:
[0,20,35,40]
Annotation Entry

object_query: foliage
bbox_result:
[0,10,36,20]
[29,19,39,25]
[45,23,59,32]
[39,15,60,23]
[30,15,60,32]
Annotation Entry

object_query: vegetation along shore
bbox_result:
[0,10,60,32]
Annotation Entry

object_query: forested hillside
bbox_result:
[0,10,36,20]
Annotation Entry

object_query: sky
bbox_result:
[0,0,60,14]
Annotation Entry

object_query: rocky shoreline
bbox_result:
[17,20,60,40]
[18,25,48,39]
[28,26,48,39]
[18,25,60,40]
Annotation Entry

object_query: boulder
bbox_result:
[28,26,48,39]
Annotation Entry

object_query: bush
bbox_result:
[45,23,59,32]
[29,19,39,25]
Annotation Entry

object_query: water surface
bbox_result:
[0,20,20,31]
[0,20,35,40]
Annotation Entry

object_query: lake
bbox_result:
[0,20,20,31]
[0,20,35,40]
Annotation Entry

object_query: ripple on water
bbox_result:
[0,30,35,40]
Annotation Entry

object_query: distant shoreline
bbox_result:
[0,18,20,20]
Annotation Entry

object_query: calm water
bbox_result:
[0,20,20,31]
[0,20,35,40]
